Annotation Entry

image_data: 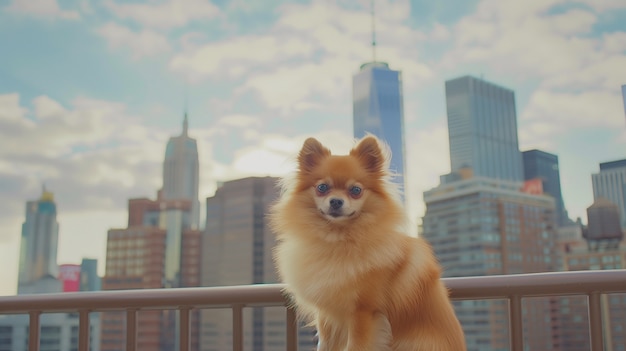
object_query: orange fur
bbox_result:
[270,136,466,351]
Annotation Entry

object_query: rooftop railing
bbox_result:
[1,270,626,351]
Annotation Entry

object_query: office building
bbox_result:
[584,197,623,246]
[591,159,626,228]
[17,187,61,295]
[353,62,407,196]
[445,76,524,181]
[200,177,315,351]
[100,196,201,351]
[80,258,101,292]
[162,113,200,230]
[421,173,558,351]
[557,204,626,351]
[522,149,570,226]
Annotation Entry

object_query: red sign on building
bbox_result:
[521,178,544,195]
[58,264,81,292]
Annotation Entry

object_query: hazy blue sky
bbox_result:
[1,0,625,295]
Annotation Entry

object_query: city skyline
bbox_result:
[1,0,625,296]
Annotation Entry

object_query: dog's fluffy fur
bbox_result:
[270,135,466,351]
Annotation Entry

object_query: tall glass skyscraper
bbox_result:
[162,113,200,229]
[17,187,60,294]
[445,76,523,181]
[353,62,406,197]
[592,159,626,229]
[523,149,570,226]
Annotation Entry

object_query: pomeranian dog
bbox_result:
[270,135,466,351]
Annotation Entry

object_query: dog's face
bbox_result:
[295,136,389,223]
[312,173,366,222]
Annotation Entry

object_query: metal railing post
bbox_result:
[179,308,191,351]
[78,309,90,351]
[28,311,41,351]
[588,292,605,351]
[509,295,523,351]
[232,304,243,351]
[286,307,298,350]
[126,309,137,351]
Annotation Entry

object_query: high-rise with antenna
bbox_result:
[353,0,407,202]
[370,0,376,62]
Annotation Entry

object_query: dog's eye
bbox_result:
[316,184,329,194]
[349,186,362,198]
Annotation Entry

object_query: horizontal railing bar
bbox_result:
[1,270,625,314]
[0,284,286,313]
[444,269,626,299]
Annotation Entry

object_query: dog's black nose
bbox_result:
[329,198,343,210]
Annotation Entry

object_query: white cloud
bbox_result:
[577,0,626,12]
[603,32,626,54]
[443,1,614,74]
[518,88,625,149]
[524,90,623,127]
[0,94,31,126]
[170,34,315,81]
[33,95,69,120]
[170,0,433,113]
[104,0,220,30]
[238,61,347,115]
[6,0,80,20]
[97,22,171,59]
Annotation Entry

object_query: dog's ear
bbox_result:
[351,136,386,175]
[298,138,330,173]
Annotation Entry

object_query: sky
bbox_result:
[0,0,625,296]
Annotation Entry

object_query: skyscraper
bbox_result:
[17,187,61,294]
[162,113,200,230]
[353,62,406,196]
[522,149,570,226]
[80,258,101,292]
[592,159,626,228]
[200,177,315,351]
[445,76,523,181]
